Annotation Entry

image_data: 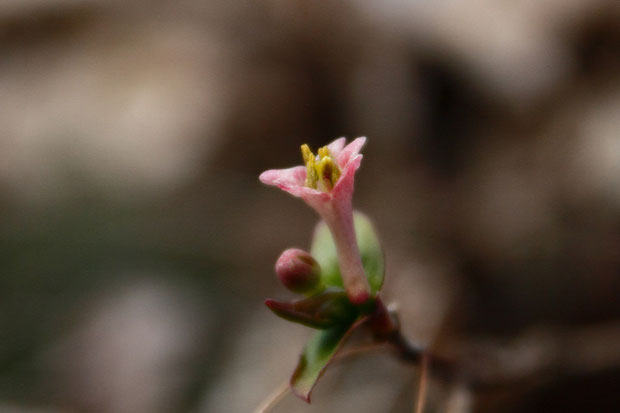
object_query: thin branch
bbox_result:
[253,381,290,413]
[414,353,430,413]
[333,342,389,362]
[387,329,457,382]
[465,323,620,389]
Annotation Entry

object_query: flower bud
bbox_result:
[275,248,322,294]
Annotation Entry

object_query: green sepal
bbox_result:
[265,290,358,329]
[290,316,368,402]
[310,211,385,293]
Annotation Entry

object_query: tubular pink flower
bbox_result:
[259,137,371,304]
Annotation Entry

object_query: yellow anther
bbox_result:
[300,143,341,191]
[317,146,330,159]
[301,144,313,165]
[315,157,336,191]
[301,144,318,189]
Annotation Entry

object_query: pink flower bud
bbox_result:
[275,248,322,294]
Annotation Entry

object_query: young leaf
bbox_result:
[265,290,357,329]
[290,317,367,402]
[310,211,385,292]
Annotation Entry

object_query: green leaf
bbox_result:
[290,317,366,402]
[265,290,357,329]
[310,211,385,293]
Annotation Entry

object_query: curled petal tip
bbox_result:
[336,137,366,168]
[326,137,346,157]
[258,170,272,184]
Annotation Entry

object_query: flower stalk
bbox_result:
[318,195,370,304]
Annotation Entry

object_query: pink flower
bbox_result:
[260,137,371,304]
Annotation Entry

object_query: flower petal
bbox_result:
[336,137,366,168]
[260,166,333,208]
[332,154,362,202]
[259,166,306,197]
[327,137,346,158]
[300,188,332,215]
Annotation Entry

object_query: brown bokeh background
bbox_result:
[1,1,620,412]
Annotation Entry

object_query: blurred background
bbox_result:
[1,1,620,412]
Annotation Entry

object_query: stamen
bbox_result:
[317,146,330,159]
[301,144,313,165]
[300,144,340,191]
[316,157,338,191]
[301,144,318,189]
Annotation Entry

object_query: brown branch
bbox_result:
[463,323,620,389]
[414,353,430,413]
[387,321,620,391]
[333,342,389,362]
